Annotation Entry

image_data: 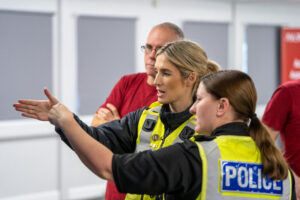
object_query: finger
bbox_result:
[15,107,38,116]
[98,108,112,117]
[106,103,120,118]
[13,103,35,110]
[21,113,38,120]
[101,108,111,115]
[44,88,59,105]
[97,108,109,113]
[97,109,105,117]
[98,108,113,120]
[14,106,31,113]
[17,100,41,106]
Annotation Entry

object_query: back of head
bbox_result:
[156,40,220,95]
[154,22,184,40]
[201,70,288,180]
[201,70,256,122]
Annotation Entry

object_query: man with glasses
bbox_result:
[90,22,184,200]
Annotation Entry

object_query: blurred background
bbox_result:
[0,0,300,199]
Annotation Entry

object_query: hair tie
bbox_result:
[249,113,257,119]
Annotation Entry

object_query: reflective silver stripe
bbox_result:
[135,106,162,153]
[172,137,183,144]
[200,141,222,200]
[150,105,161,113]
[135,113,159,152]
[186,119,196,129]
[200,138,291,200]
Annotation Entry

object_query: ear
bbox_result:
[216,97,230,117]
[186,72,197,87]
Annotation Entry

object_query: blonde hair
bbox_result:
[201,70,289,180]
[156,40,219,96]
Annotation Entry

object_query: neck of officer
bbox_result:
[169,96,193,113]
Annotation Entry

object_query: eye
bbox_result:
[146,44,153,51]
[163,72,170,76]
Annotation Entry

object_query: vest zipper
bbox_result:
[159,128,171,149]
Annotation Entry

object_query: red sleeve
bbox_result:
[262,86,292,131]
[95,76,128,113]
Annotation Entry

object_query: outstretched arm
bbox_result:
[14,88,115,181]
[13,88,58,121]
[37,90,115,181]
[51,106,114,181]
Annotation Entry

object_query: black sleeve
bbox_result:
[112,140,203,199]
[55,107,147,154]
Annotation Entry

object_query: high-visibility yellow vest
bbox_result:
[125,102,199,200]
[195,135,292,200]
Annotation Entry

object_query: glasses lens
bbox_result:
[141,45,146,53]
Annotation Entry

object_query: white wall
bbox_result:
[1,0,300,199]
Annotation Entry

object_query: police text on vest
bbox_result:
[221,161,283,195]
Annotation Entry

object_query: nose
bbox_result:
[189,102,196,114]
[153,73,161,86]
[149,49,156,59]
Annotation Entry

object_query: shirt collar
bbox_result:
[211,122,249,137]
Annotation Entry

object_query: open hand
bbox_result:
[13,88,58,121]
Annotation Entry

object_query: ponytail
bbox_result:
[249,116,288,180]
[207,60,220,74]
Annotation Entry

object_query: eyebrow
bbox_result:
[161,68,172,72]
[146,44,162,49]
[154,67,173,73]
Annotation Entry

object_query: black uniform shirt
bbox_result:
[56,104,193,154]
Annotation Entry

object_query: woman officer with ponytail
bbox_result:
[189,70,294,200]
[14,68,295,199]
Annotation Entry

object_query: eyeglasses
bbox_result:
[141,44,162,54]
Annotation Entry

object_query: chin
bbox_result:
[158,98,168,105]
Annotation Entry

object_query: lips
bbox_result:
[157,89,165,97]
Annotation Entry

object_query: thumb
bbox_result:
[44,88,59,105]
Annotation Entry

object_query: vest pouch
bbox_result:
[179,126,195,140]
[142,119,157,132]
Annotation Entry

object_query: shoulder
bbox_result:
[117,73,147,88]
[121,106,149,123]
[270,80,300,102]
[113,72,147,91]
[120,72,147,82]
[280,79,300,93]
[278,79,300,91]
